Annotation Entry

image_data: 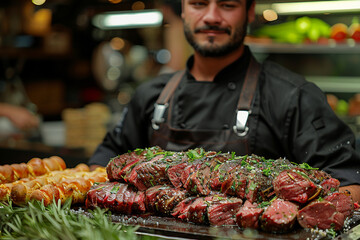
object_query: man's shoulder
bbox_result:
[258,60,324,107]
[132,71,181,106]
[261,60,308,88]
[136,72,178,92]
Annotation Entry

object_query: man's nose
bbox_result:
[202,4,222,25]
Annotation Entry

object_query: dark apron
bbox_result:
[150,57,261,155]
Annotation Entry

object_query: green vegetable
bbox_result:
[254,17,331,44]
[295,16,312,34]
[336,99,349,116]
[307,27,321,42]
[255,21,304,44]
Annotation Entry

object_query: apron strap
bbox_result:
[156,70,185,104]
[233,56,261,136]
[152,70,185,130]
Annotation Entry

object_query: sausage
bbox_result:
[29,170,107,206]
[0,156,67,184]
[1,164,94,204]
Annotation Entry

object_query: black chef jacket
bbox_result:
[89,46,360,187]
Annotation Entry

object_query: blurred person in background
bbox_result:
[0,59,40,138]
[0,103,39,132]
[89,0,360,202]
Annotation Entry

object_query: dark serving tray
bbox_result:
[101,210,360,240]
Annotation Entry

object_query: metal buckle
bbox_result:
[233,110,250,137]
[152,103,168,130]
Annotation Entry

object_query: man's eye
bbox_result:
[190,1,207,7]
[221,3,237,9]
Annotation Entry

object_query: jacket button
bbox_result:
[228,82,236,90]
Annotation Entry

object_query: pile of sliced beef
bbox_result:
[85,146,358,233]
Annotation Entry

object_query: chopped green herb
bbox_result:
[299,163,318,170]
[186,149,205,160]
[133,148,144,155]
[249,182,257,191]
[231,181,237,191]
[110,185,120,194]
[258,201,271,208]
[262,167,272,177]
[214,164,221,171]
[326,227,337,238]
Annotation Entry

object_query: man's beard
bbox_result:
[184,20,248,57]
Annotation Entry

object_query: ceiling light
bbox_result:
[256,0,360,15]
[92,10,163,29]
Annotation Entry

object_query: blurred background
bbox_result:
[0,0,359,164]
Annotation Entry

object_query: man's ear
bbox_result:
[247,0,256,24]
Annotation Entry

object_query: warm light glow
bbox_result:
[117,91,131,105]
[32,0,46,6]
[132,1,146,10]
[25,8,52,35]
[110,37,125,51]
[93,10,163,29]
[109,0,122,3]
[263,9,278,22]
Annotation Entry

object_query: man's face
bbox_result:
[182,0,254,57]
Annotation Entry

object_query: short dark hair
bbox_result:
[162,0,182,17]
[179,0,255,11]
[246,0,255,10]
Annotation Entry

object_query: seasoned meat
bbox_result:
[145,185,187,216]
[85,182,146,214]
[207,197,243,226]
[273,169,318,203]
[260,199,299,233]
[297,199,345,231]
[236,200,264,229]
[321,178,340,196]
[87,147,353,234]
[324,192,354,218]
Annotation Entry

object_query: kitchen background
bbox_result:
[0,0,359,160]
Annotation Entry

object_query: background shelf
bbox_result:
[247,41,360,54]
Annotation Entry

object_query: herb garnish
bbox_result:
[0,199,148,240]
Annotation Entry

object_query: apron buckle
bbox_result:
[152,103,168,130]
[233,110,250,137]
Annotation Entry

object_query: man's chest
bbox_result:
[169,81,243,130]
